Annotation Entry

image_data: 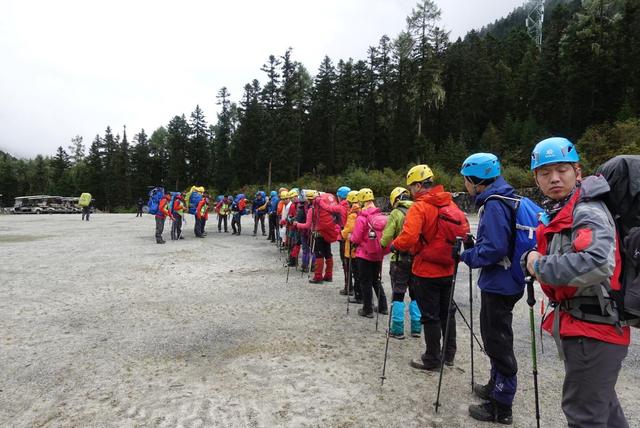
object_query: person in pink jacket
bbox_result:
[350,188,389,318]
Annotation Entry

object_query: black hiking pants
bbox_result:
[413,276,456,366]
[218,214,228,232]
[253,213,266,235]
[155,216,165,242]
[268,212,277,241]
[358,258,388,314]
[231,212,241,234]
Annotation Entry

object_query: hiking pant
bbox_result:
[480,290,523,406]
[346,256,362,299]
[218,214,228,232]
[171,214,182,240]
[155,216,165,242]
[137,206,143,217]
[413,276,456,366]
[82,207,90,221]
[194,217,203,237]
[358,258,388,314]
[300,231,312,268]
[268,212,277,241]
[390,259,415,302]
[561,337,628,428]
[231,212,241,234]
[313,235,332,259]
[201,218,207,234]
[253,214,266,235]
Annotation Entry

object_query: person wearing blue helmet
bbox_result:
[267,190,279,243]
[252,191,268,236]
[460,153,525,424]
[523,137,629,427]
[336,186,351,292]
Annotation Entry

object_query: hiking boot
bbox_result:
[156,240,166,244]
[349,297,363,304]
[409,358,440,372]
[473,382,494,401]
[444,358,455,367]
[309,278,323,284]
[323,277,333,282]
[374,306,389,315]
[389,332,405,340]
[410,331,421,338]
[357,308,374,318]
[339,288,349,295]
[468,401,512,425]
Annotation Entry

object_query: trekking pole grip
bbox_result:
[526,276,536,308]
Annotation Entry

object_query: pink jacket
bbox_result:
[350,207,389,262]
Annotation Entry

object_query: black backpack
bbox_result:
[597,155,640,327]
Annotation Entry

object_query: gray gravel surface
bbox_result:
[1,213,638,427]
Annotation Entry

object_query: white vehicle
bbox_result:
[13,196,55,214]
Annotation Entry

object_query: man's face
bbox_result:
[463,177,476,196]
[409,182,422,197]
[535,163,580,200]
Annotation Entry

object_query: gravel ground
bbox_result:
[1,213,638,428]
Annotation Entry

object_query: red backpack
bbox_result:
[420,201,470,265]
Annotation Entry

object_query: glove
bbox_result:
[389,244,396,253]
[463,235,475,250]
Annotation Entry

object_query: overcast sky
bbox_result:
[0,0,527,159]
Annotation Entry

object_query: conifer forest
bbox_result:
[1,0,640,211]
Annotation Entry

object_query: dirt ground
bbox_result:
[1,213,638,428]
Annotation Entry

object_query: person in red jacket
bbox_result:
[195,196,209,238]
[524,138,630,427]
[392,165,469,371]
[155,194,174,244]
[171,194,186,240]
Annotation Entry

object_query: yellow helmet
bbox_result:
[358,188,374,203]
[305,189,318,200]
[279,190,288,198]
[287,189,299,199]
[346,190,359,203]
[390,187,409,207]
[406,164,434,185]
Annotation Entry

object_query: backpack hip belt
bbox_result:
[549,294,622,360]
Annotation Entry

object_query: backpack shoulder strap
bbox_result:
[482,194,519,261]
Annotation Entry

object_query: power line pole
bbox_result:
[526,0,545,51]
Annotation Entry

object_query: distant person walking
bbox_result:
[136,198,144,217]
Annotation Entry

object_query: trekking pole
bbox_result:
[526,276,541,428]
[286,229,292,283]
[308,232,317,280]
[434,237,463,414]
[346,253,353,315]
[467,233,475,393]
[380,300,393,386]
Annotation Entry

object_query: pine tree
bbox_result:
[166,116,190,190]
[187,105,210,185]
[212,87,235,192]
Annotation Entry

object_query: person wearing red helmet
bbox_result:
[155,193,174,244]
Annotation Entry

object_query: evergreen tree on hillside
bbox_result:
[212,87,235,192]
[187,105,210,185]
[166,116,190,190]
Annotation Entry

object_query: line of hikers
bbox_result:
[263,138,636,427]
[146,137,637,426]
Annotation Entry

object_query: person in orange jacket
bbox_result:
[171,194,186,240]
[155,194,174,244]
[392,165,469,371]
[195,196,209,238]
[341,190,362,301]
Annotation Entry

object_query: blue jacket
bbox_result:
[268,196,279,214]
[252,196,268,215]
[460,176,522,296]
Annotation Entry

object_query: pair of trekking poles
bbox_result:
[377,235,541,428]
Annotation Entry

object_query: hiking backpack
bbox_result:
[147,187,165,215]
[597,155,640,327]
[420,201,470,265]
[188,191,203,215]
[482,195,542,285]
[79,193,92,208]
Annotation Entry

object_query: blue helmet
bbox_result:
[531,137,579,170]
[460,153,501,179]
[336,186,351,200]
[270,190,277,197]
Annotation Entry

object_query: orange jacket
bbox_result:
[277,200,286,216]
[196,199,209,220]
[341,203,361,258]
[392,185,460,278]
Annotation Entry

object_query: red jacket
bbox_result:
[196,199,209,220]
[156,197,173,220]
[535,186,630,346]
[392,185,468,278]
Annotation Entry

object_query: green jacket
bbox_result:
[380,200,413,262]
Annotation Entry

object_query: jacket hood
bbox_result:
[578,175,611,201]
[415,184,451,207]
[396,200,413,210]
[360,206,381,218]
[474,176,515,206]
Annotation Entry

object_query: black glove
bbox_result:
[389,244,396,253]
[463,234,475,251]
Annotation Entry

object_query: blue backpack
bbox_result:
[147,187,165,215]
[485,195,542,285]
[188,192,203,215]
